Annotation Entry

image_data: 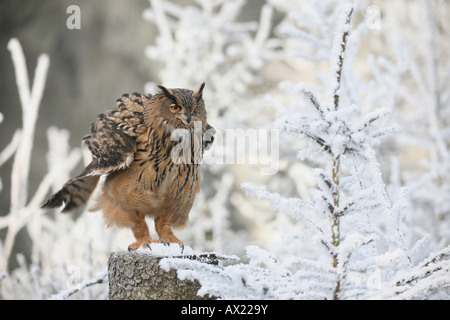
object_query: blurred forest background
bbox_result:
[0,0,449,299]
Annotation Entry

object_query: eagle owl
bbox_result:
[41,83,215,251]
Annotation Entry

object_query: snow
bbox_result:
[136,243,191,256]
[134,243,239,262]
[159,245,296,299]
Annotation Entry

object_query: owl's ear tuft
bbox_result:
[194,82,206,101]
[157,85,176,102]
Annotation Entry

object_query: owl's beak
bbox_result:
[180,113,192,125]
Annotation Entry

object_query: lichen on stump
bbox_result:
[107,250,218,300]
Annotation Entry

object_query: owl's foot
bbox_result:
[127,238,160,252]
[129,217,158,251]
[154,216,184,252]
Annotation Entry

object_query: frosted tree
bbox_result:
[1,38,51,272]
[0,39,111,299]
[374,0,450,248]
[162,3,450,300]
[245,4,403,299]
[247,1,449,299]
[143,0,281,252]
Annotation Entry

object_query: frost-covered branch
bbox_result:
[48,270,107,300]
[374,247,450,299]
[379,0,450,249]
[8,38,49,212]
[241,183,325,236]
[160,246,301,299]
[1,39,112,300]
[143,0,281,121]
[329,4,353,111]
[1,39,49,271]
[0,129,21,168]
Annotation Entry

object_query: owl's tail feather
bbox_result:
[41,175,100,213]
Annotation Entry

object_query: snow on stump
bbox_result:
[107,244,219,300]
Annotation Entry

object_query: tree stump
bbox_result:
[107,251,218,300]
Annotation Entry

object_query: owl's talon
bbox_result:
[128,239,158,251]
[128,243,139,252]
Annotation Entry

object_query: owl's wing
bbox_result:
[81,93,152,176]
[41,93,152,213]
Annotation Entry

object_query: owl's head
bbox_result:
[148,83,207,131]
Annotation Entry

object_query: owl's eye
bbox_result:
[170,104,181,112]
[193,106,199,113]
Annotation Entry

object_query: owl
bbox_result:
[41,83,215,251]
